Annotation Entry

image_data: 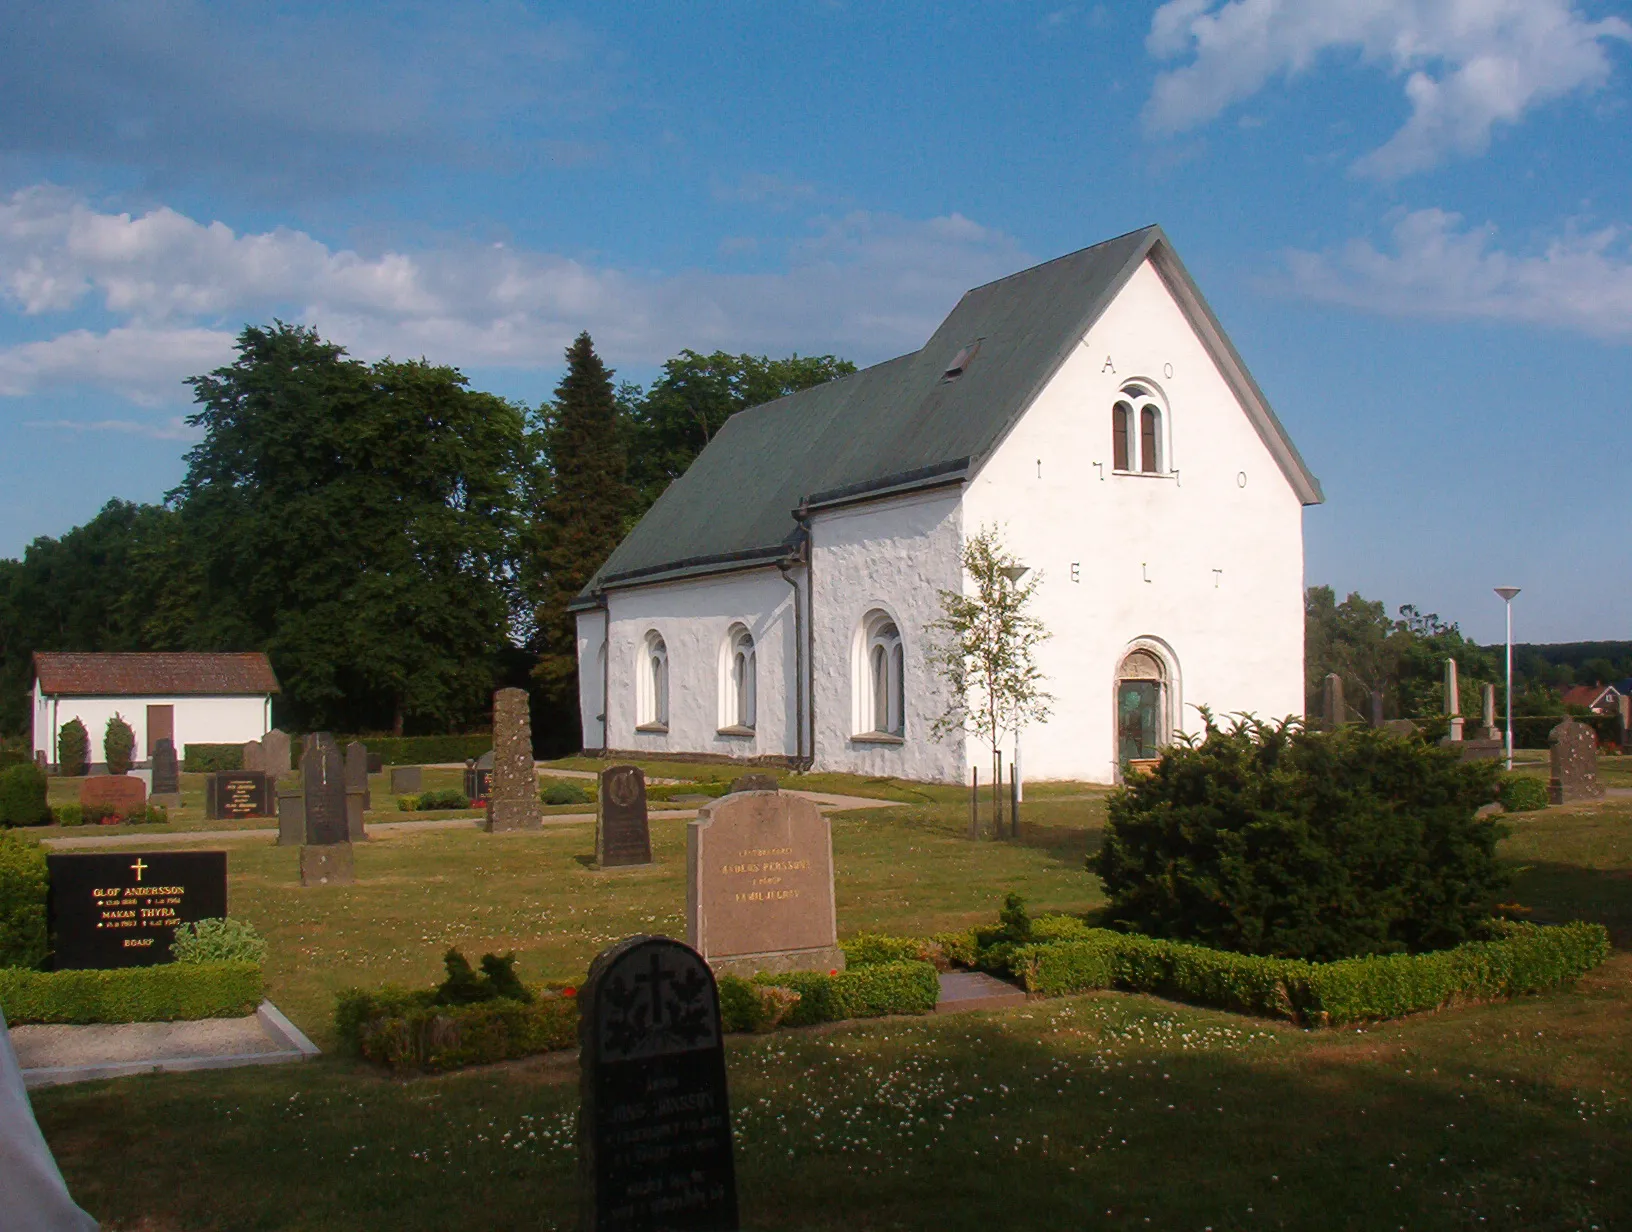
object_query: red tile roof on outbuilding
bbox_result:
[32,653,280,697]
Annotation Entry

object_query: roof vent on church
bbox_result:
[940,338,982,382]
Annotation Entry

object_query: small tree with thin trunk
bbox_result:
[927,525,1052,833]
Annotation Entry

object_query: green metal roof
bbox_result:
[574,225,1321,606]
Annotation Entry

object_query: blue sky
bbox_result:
[1,0,1628,644]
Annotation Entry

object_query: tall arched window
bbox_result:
[720,624,756,731]
[1115,647,1169,766]
[1112,382,1167,474]
[855,610,904,737]
[638,631,669,730]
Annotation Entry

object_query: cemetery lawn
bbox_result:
[29,786,1632,1231]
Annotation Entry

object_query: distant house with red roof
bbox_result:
[31,653,279,769]
[1559,683,1622,716]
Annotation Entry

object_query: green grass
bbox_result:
[25,780,1632,1230]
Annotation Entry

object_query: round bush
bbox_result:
[172,917,268,965]
[1498,774,1550,813]
[57,718,89,777]
[1091,717,1509,961]
[0,763,49,827]
[540,781,593,806]
[0,831,48,969]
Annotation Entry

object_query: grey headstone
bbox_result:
[579,936,737,1231]
[390,765,423,794]
[1482,683,1499,738]
[345,740,371,810]
[1621,695,1632,754]
[277,784,304,846]
[242,740,265,773]
[727,773,779,794]
[301,733,348,845]
[1322,673,1344,728]
[150,738,179,796]
[484,688,542,832]
[596,766,651,868]
[262,729,292,776]
[1548,718,1604,805]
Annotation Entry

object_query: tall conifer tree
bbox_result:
[532,332,632,729]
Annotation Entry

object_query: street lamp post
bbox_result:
[1494,587,1521,771]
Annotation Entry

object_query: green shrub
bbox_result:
[81,802,116,826]
[183,743,244,773]
[753,961,939,1026]
[646,782,731,802]
[172,918,269,965]
[843,930,978,971]
[0,961,263,1023]
[1092,717,1509,961]
[58,719,89,777]
[1014,921,1609,1027]
[53,804,85,827]
[334,986,574,1071]
[433,948,533,1005]
[141,803,169,825]
[405,788,469,811]
[0,832,48,969]
[104,713,136,775]
[1498,774,1550,813]
[540,781,594,806]
[312,735,492,767]
[0,763,50,827]
[717,975,802,1032]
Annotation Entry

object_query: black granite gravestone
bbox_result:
[597,766,652,869]
[464,750,493,804]
[204,771,270,819]
[47,851,227,969]
[150,737,179,796]
[302,734,348,845]
[579,936,737,1231]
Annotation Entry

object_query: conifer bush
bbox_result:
[58,719,89,776]
[0,763,50,827]
[104,713,136,775]
[0,831,47,969]
[1092,717,1509,961]
[1498,774,1550,813]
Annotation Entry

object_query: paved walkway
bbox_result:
[39,790,898,850]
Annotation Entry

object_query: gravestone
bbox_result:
[299,733,354,885]
[1380,719,1418,739]
[150,737,179,803]
[483,688,542,832]
[727,773,778,795]
[597,766,652,868]
[579,935,737,1231]
[465,752,493,804]
[242,740,265,773]
[1621,695,1632,754]
[262,729,292,776]
[390,765,423,794]
[345,739,371,829]
[367,752,383,774]
[80,775,146,821]
[204,771,270,820]
[1443,659,1464,742]
[276,783,304,846]
[47,851,227,968]
[687,790,842,977]
[1321,673,1344,728]
[1549,718,1604,805]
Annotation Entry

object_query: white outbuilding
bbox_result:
[572,226,1323,784]
[31,652,280,769]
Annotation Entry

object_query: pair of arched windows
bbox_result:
[635,626,758,733]
[856,609,904,738]
[1111,382,1164,474]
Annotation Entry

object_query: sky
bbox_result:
[1,0,1628,644]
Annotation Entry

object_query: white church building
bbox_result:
[573,226,1322,784]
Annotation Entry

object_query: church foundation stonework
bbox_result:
[687,790,842,978]
[484,688,542,832]
[1549,718,1604,806]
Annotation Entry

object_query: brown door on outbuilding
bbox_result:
[146,705,174,757]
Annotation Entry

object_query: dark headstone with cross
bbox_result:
[299,733,354,885]
[596,766,651,869]
[579,935,737,1231]
[46,851,227,968]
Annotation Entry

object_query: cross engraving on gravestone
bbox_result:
[299,733,355,886]
[687,790,843,978]
[47,851,227,968]
[579,936,737,1232]
[484,688,542,832]
[150,737,179,801]
[1549,718,1604,805]
[597,766,651,868]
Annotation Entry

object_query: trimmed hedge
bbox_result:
[0,961,264,1024]
[843,930,977,971]
[184,743,244,773]
[334,986,576,1071]
[0,832,47,968]
[745,961,940,1027]
[1014,921,1610,1027]
[0,763,50,827]
[1512,714,1619,750]
[308,735,493,767]
[1499,774,1551,813]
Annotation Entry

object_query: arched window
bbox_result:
[1115,647,1168,765]
[721,624,756,731]
[1112,382,1167,474]
[638,631,669,730]
[855,610,904,737]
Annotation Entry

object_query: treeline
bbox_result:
[0,322,852,747]
[1305,586,1615,722]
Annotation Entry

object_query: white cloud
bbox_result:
[22,414,198,441]
[1146,0,1631,176]
[1284,208,1632,339]
[0,186,1028,402]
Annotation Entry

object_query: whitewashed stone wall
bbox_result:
[32,687,271,764]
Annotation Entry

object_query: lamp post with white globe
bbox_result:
[1495,586,1521,771]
